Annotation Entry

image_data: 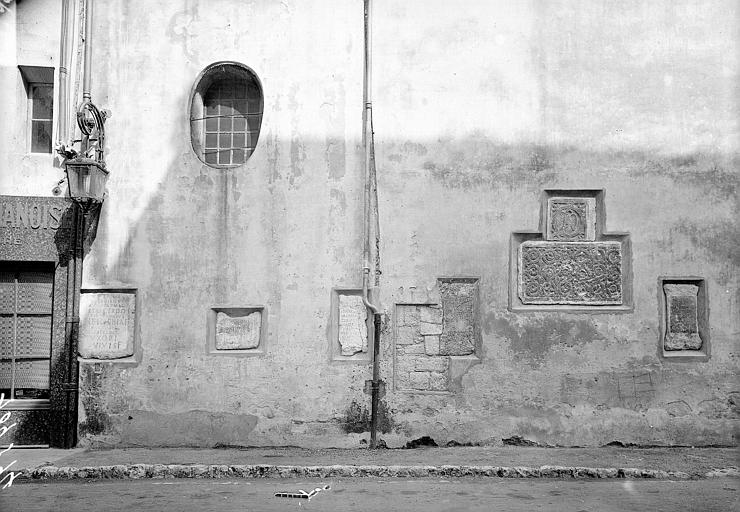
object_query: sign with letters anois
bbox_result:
[0,196,72,260]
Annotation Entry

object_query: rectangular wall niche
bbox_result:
[659,277,709,361]
[79,289,137,361]
[207,306,266,356]
[329,289,373,362]
[509,189,632,312]
[394,278,480,393]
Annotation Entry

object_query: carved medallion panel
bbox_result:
[546,197,596,241]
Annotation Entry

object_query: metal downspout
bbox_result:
[82,0,92,103]
[57,0,71,145]
[362,0,382,450]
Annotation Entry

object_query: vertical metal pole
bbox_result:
[61,205,82,448]
[82,0,92,103]
[68,207,84,448]
[57,0,71,145]
[369,313,381,449]
[80,0,93,154]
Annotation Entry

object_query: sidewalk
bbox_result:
[10,446,739,481]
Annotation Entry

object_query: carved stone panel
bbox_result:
[79,291,136,359]
[439,280,476,356]
[663,284,702,351]
[546,197,596,241]
[518,241,622,305]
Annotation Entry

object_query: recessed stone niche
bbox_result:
[329,288,375,362]
[659,277,709,360]
[207,306,266,356]
[394,278,480,393]
[79,289,137,362]
[510,190,632,312]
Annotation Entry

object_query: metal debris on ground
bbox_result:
[275,485,331,500]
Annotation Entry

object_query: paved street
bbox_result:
[1,478,737,512]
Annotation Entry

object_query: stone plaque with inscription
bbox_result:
[215,310,261,350]
[546,197,596,241]
[79,292,136,359]
[518,241,622,305]
[664,284,702,351]
[338,294,367,356]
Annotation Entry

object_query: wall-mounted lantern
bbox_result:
[64,157,108,207]
[62,101,110,210]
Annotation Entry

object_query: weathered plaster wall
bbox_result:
[73,0,371,447]
[3,0,737,447]
[0,0,64,196]
[371,0,739,447]
[80,0,739,447]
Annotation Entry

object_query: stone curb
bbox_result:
[16,464,714,481]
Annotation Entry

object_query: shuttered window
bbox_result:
[30,84,54,154]
[0,264,53,402]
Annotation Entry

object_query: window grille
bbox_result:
[190,63,263,167]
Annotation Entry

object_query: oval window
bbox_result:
[190,62,263,167]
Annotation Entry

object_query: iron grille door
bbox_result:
[0,262,54,446]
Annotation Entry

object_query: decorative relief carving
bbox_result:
[663,284,702,351]
[546,197,596,241]
[511,190,631,311]
[518,241,622,305]
[439,280,476,356]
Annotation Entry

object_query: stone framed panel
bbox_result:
[329,288,377,363]
[207,306,267,356]
[509,190,633,313]
[658,277,710,361]
[78,288,139,364]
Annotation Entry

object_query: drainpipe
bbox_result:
[82,0,92,103]
[362,0,383,450]
[80,0,93,153]
[57,0,71,145]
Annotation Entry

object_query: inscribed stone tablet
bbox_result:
[338,294,367,356]
[79,292,136,359]
[215,311,261,350]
